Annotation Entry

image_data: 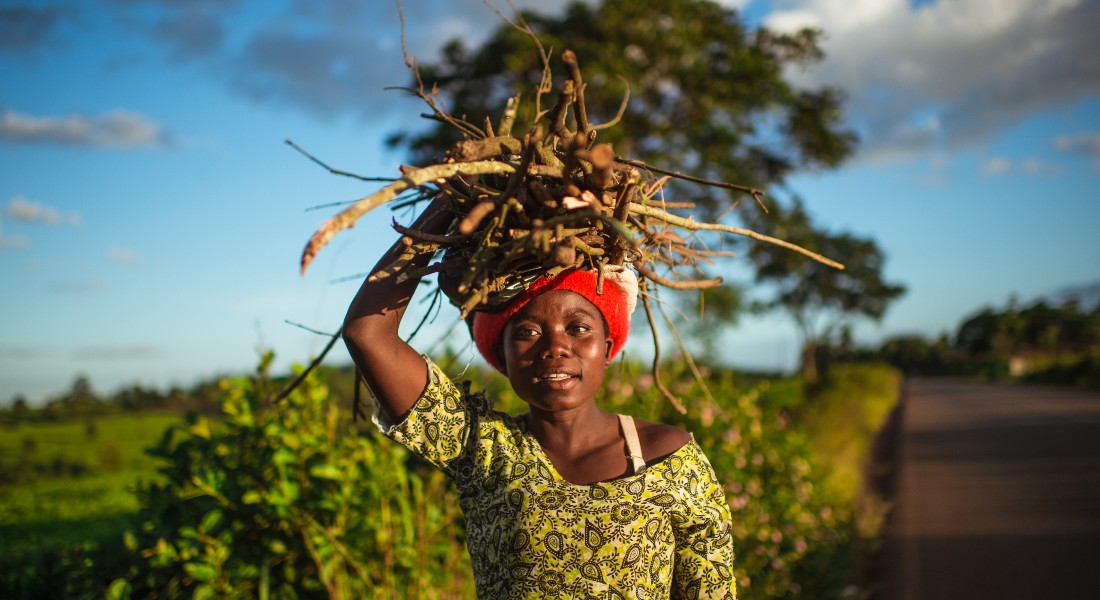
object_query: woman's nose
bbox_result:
[539,328,571,358]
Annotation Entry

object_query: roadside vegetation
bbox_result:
[1,354,900,599]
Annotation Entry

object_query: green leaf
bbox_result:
[188,417,211,439]
[242,490,262,504]
[192,583,216,600]
[272,448,296,466]
[184,562,216,582]
[309,463,342,480]
[281,479,300,503]
[105,578,131,600]
[200,509,223,533]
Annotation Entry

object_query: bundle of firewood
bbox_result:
[299,49,840,319]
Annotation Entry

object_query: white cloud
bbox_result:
[765,9,820,32]
[980,156,1063,176]
[1020,158,1062,175]
[1054,132,1100,169]
[765,0,1100,163]
[980,157,1012,176]
[107,245,143,265]
[4,196,80,226]
[0,107,169,148]
[1054,132,1100,153]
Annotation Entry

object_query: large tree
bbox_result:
[747,199,906,382]
[391,0,856,217]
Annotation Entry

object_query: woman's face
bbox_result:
[501,290,613,413]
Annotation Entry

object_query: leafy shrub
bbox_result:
[117,354,471,599]
[1023,351,1100,390]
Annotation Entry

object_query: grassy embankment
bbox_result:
[792,364,904,590]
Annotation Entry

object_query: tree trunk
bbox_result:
[801,339,819,385]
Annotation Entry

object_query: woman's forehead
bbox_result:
[513,289,601,320]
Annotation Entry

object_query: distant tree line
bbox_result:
[2,374,280,426]
[824,297,1100,388]
[2,364,364,428]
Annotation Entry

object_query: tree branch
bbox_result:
[629,202,845,270]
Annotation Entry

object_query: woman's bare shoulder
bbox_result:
[633,418,692,463]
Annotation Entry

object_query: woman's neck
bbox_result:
[526,404,613,444]
[525,408,629,484]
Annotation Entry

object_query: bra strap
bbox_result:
[618,414,646,474]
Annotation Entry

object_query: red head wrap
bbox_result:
[472,268,633,372]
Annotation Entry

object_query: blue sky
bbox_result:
[2,0,1098,404]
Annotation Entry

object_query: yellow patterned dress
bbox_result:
[373,358,737,599]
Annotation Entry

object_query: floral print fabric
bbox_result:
[373,358,736,599]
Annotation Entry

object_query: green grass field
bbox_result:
[0,413,182,568]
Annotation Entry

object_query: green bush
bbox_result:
[1023,352,1100,390]
[116,355,471,599]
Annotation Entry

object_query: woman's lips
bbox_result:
[533,371,579,387]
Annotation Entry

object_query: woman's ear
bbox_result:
[604,336,614,366]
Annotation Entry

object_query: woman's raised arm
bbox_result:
[343,196,453,423]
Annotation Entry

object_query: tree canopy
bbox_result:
[748,199,906,381]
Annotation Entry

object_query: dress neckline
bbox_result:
[515,414,694,487]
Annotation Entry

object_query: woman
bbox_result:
[344,197,736,598]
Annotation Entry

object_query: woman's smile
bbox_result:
[533,371,575,383]
[530,369,581,393]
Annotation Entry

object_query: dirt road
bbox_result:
[879,379,1100,600]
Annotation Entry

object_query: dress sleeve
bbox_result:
[370,356,477,477]
[671,445,738,600]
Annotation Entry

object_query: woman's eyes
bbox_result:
[512,321,595,339]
